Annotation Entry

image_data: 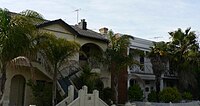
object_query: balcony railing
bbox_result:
[164,69,177,77]
[129,63,153,74]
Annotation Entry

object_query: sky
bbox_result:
[0,0,200,41]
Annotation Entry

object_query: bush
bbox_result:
[148,90,157,102]
[100,87,112,105]
[159,87,181,103]
[128,84,143,101]
[27,80,52,106]
[182,92,192,100]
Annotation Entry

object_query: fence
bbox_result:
[132,101,200,106]
[56,85,108,106]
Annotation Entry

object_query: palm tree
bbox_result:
[167,28,199,90]
[77,65,103,92]
[0,8,48,102]
[40,35,80,106]
[148,41,168,102]
[104,30,137,105]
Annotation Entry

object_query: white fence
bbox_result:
[132,101,200,106]
[56,85,74,106]
[56,85,108,106]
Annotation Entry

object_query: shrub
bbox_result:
[159,87,181,103]
[128,84,143,101]
[27,80,52,106]
[148,90,157,102]
[182,92,192,100]
[100,87,112,105]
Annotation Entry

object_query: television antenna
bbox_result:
[149,36,163,40]
[73,8,81,24]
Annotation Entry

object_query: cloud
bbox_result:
[0,0,199,42]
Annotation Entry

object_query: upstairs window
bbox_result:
[140,55,144,71]
[140,56,144,64]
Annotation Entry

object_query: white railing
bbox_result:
[57,85,108,106]
[68,98,80,106]
[129,64,153,74]
[129,65,143,73]
[98,98,109,106]
[57,81,66,97]
[56,85,74,106]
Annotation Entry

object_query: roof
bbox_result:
[37,19,108,42]
[36,19,79,35]
[8,11,108,42]
[70,25,108,42]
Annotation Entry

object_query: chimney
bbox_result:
[99,27,108,35]
[78,19,87,30]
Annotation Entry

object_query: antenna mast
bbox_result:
[74,8,81,24]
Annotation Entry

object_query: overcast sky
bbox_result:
[0,0,200,41]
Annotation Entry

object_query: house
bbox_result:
[127,36,177,101]
[2,19,111,106]
[116,36,178,103]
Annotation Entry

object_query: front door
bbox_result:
[10,75,25,106]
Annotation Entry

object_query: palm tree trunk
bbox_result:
[155,75,160,102]
[0,63,7,104]
[52,63,57,106]
[114,74,118,105]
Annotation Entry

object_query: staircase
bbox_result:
[57,77,78,99]
[32,53,79,100]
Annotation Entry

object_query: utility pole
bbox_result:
[73,8,81,24]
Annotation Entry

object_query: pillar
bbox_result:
[68,85,74,103]
[93,90,99,106]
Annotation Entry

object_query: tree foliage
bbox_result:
[167,28,199,89]
[104,30,138,104]
[0,8,47,102]
[159,87,182,103]
[40,35,80,106]
[128,84,143,101]
[148,90,157,102]
[27,80,52,106]
[148,41,168,102]
[77,65,103,93]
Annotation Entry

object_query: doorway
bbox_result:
[10,75,25,106]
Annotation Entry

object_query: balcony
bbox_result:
[164,70,177,77]
[129,63,153,74]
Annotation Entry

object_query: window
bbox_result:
[145,80,150,85]
[151,87,154,91]
[79,45,90,60]
[130,79,136,86]
[140,56,144,64]
[145,87,149,92]
[140,55,144,71]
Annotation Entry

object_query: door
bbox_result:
[10,75,25,106]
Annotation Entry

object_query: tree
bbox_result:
[77,65,103,93]
[41,35,80,106]
[0,8,46,102]
[128,84,143,101]
[148,41,168,102]
[167,28,199,90]
[104,30,137,105]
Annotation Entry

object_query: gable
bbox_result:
[41,24,73,35]
[40,23,76,40]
